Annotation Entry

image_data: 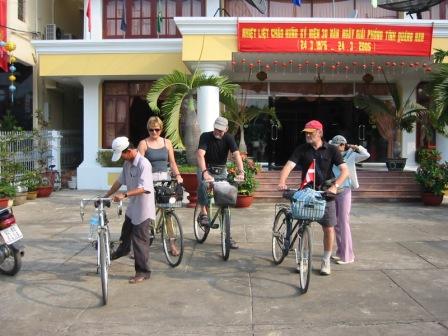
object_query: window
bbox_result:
[103,81,154,147]
[103,0,205,39]
[18,0,25,22]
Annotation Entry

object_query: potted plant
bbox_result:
[21,170,41,200]
[222,96,280,155]
[147,70,239,165]
[415,149,448,206]
[227,157,261,208]
[0,182,16,208]
[354,70,427,171]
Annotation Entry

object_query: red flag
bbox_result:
[300,161,315,189]
[0,0,8,72]
[86,0,92,33]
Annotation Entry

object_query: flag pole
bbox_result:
[313,159,316,190]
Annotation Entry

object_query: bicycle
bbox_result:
[80,197,122,305]
[193,178,240,261]
[151,180,184,267]
[272,189,326,294]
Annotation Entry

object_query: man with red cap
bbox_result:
[278,120,349,275]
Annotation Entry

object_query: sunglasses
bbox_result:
[149,128,161,132]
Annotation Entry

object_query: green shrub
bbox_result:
[97,150,124,167]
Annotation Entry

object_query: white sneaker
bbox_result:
[331,255,341,262]
[320,259,331,275]
[335,259,354,265]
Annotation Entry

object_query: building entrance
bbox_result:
[256,97,387,168]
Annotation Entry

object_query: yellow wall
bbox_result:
[432,38,448,62]
[182,35,237,62]
[39,53,187,76]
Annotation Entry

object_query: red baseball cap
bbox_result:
[302,120,323,132]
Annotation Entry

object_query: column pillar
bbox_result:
[194,63,225,133]
[77,77,102,189]
[398,79,418,170]
[436,129,448,162]
[84,0,102,40]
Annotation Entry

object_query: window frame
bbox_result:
[103,0,205,39]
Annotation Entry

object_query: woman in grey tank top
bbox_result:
[138,116,183,184]
[138,116,183,256]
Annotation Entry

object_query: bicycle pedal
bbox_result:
[210,223,219,229]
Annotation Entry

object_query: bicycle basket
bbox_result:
[291,188,326,221]
[155,185,175,204]
[213,181,237,206]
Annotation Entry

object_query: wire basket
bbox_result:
[291,199,326,221]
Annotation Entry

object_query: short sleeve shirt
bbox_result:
[289,142,344,188]
[118,152,155,224]
[198,132,238,166]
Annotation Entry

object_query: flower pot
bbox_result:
[386,158,407,172]
[235,194,254,208]
[27,191,38,200]
[0,197,9,208]
[421,192,444,206]
[181,173,198,208]
[37,186,53,198]
[13,193,27,206]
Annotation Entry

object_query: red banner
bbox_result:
[0,0,8,72]
[238,22,433,56]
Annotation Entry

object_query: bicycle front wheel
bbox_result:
[98,230,109,305]
[193,203,210,243]
[161,212,184,267]
[220,208,230,261]
[297,225,312,294]
[272,208,289,265]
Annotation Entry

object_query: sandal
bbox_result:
[169,239,180,256]
[128,274,150,284]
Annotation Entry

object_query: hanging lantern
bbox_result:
[8,74,16,82]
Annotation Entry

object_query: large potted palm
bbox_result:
[354,71,427,171]
[147,70,239,205]
[222,96,279,155]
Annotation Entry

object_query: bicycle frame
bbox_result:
[274,203,309,254]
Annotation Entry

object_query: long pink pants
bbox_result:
[334,188,355,262]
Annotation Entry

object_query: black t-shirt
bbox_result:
[198,131,238,166]
[289,142,344,188]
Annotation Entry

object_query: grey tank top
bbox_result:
[144,139,169,173]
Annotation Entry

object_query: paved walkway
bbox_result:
[1,190,448,335]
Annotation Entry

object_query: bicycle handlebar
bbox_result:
[80,197,123,221]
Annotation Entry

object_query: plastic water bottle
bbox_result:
[89,213,99,240]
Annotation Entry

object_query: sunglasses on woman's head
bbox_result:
[149,128,161,132]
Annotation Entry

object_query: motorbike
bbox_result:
[0,207,24,276]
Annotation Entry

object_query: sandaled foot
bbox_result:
[170,242,180,256]
[128,274,150,284]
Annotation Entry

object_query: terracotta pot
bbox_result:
[13,193,27,206]
[181,173,198,208]
[235,194,254,208]
[0,197,9,208]
[37,186,53,198]
[422,192,444,206]
[27,191,38,200]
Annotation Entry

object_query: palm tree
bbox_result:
[147,70,239,165]
[354,70,427,159]
[222,97,279,154]
[429,49,448,135]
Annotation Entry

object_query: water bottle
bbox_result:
[89,213,100,240]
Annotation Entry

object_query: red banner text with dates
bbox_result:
[238,22,433,56]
